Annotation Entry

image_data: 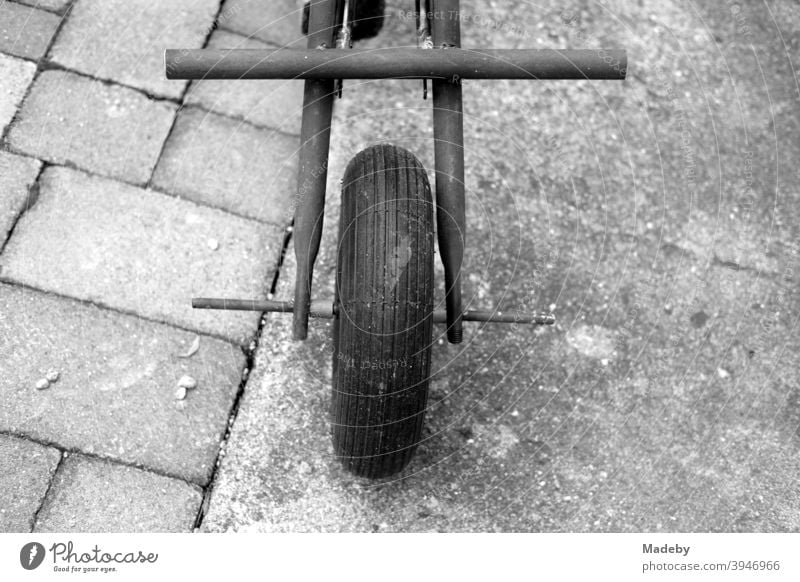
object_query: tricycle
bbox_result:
[166,0,626,478]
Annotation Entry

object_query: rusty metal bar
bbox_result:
[431,0,465,344]
[164,48,627,80]
[292,0,339,341]
[193,298,334,318]
[192,298,555,325]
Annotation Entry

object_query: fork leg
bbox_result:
[431,0,465,344]
[293,0,339,340]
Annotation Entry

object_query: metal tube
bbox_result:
[431,0,465,344]
[192,298,554,325]
[164,48,627,80]
[193,298,334,318]
[292,0,339,341]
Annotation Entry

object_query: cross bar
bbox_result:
[165,48,627,81]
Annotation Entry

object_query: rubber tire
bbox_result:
[332,144,434,479]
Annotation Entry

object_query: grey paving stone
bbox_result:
[0,52,36,135]
[0,282,244,485]
[7,70,176,185]
[0,434,60,532]
[0,1,62,61]
[0,166,279,345]
[49,0,219,99]
[0,150,41,248]
[184,29,303,133]
[14,0,71,13]
[219,0,305,48]
[35,455,202,532]
[152,107,298,225]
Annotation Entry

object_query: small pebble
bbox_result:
[35,378,50,390]
[175,386,187,400]
[177,375,197,390]
[46,370,60,383]
[207,238,220,251]
[178,336,200,359]
[717,367,730,379]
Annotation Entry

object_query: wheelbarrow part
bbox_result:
[302,0,386,40]
[332,144,434,479]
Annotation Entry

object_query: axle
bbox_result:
[191,298,556,325]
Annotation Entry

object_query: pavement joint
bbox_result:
[0,160,45,255]
[268,221,295,296]
[0,0,72,145]
[3,60,302,161]
[215,24,292,51]
[0,278,254,349]
[28,451,62,532]
[146,0,230,189]
[0,146,286,226]
[193,307,264,530]
[0,429,206,494]
[145,103,302,190]
[193,214,292,529]
[37,60,183,105]
[145,103,186,190]
[9,0,74,16]
[182,102,303,140]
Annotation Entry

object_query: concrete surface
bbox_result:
[0,282,244,485]
[35,454,202,533]
[49,0,219,99]
[7,70,177,185]
[151,107,299,225]
[184,29,304,133]
[0,434,61,532]
[0,150,40,247]
[0,52,35,134]
[202,0,800,532]
[0,1,62,62]
[0,0,797,534]
[218,0,305,48]
[0,166,277,344]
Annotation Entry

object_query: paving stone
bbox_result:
[14,0,71,13]
[0,434,60,532]
[0,53,36,135]
[152,107,298,225]
[184,29,303,133]
[0,150,41,247]
[0,282,244,485]
[219,0,305,48]
[0,166,279,345]
[0,1,62,61]
[49,0,219,99]
[35,455,202,532]
[7,70,176,185]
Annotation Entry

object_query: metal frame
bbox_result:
[165,48,628,80]
[165,0,627,342]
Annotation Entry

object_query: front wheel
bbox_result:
[331,144,435,478]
